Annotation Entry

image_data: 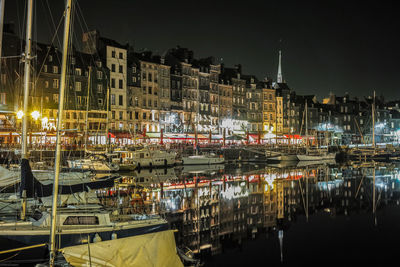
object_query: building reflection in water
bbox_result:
[96,162,400,260]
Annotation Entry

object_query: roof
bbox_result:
[99,37,128,50]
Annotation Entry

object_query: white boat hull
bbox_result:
[297,152,336,161]
[181,155,225,165]
[67,160,119,172]
[135,154,176,168]
[267,155,298,162]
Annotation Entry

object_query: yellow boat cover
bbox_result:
[61,230,183,267]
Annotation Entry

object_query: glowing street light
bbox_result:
[16,110,24,119]
[31,110,40,121]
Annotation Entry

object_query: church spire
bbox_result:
[277,50,283,83]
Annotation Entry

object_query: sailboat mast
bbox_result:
[84,66,91,156]
[49,0,72,265]
[20,0,33,221]
[372,90,375,151]
[105,84,110,153]
[0,0,5,70]
[305,101,308,150]
[21,0,34,160]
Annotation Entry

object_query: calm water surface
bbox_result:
[119,162,400,266]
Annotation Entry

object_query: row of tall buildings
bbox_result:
[1,24,400,144]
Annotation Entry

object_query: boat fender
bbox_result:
[93,233,102,243]
[111,232,117,240]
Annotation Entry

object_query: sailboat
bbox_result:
[348,91,390,161]
[65,70,120,173]
[296,101,336,161]
[181,124,225,165]
[0,1,170,265]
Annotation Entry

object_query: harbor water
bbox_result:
[113,162,400,266]
[1,161,400,266]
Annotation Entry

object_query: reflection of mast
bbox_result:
[298,171,308,221]
[373,161,377,226]
[306,167,309,221]
[278,230,283,263]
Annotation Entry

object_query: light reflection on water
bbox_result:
[109,162,400,265]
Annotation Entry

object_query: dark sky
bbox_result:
[4,0,400,100]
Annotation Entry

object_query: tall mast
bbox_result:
[21,0,33,160]
[84,66,91,156]
[0,0,5,71]
[372,90,375,152]
[105,84,110,153]
[20,0,33,221]
[49,0,72,265]
[277,50,283,83]
[305,100,308,149]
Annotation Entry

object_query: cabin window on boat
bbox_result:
[63,216,99,225]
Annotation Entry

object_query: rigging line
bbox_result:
[45,0,63,49]
[32,1,63,88]
[0,55,23,59]
[75,1,111,90]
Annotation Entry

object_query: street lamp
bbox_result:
[17,110,24,119]
[31,110,40,121]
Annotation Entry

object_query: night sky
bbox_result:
[4,0,400,100]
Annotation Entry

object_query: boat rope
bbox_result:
[0,243,47,255]
[0,252,20,262]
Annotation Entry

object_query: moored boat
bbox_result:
[181,153,225,165]
[122,146,177,169]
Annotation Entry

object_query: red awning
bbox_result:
[284,134,302,139]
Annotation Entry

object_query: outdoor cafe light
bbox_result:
[31,110,41,121]
[41,117,48,124]
[16,110,24,119]
[41,117,49,129]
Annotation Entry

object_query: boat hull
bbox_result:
[135,155,176,168]
[297,153,336,161]
[66,160,119,173]
[267,155,298,162]
[181,156,225,165]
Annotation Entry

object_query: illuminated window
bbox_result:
[75,82,81,91]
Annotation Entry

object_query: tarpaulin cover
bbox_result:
[0,165,19,187]
[61,230,183,267]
